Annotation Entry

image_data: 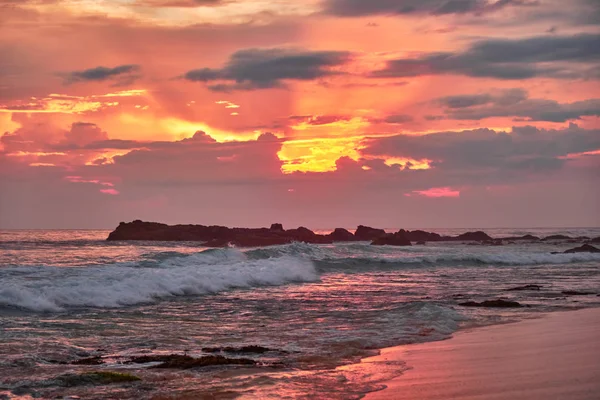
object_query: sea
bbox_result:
[1,228,600,399]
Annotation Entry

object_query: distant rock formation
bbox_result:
[354,225,386,241]
[328,228,356,242]
[106,221,592,249]
[455,231,493,241]
[371,231,412,246]
[107,220,332,247]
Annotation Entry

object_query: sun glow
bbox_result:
[278,136,365,173]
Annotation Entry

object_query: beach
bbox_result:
[360,307,600,400]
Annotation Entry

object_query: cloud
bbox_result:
[371,33,600,80]
[363,124,600,175]
[183,48,352,91]
[134,0,225,6]
[435,89,600,122]
[63,65,141,86]
[323,0,538,17]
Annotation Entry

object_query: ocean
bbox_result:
[1,228,599,399]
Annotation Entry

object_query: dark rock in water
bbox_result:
[355,225,386,241]
[399,229,442,242]
[501,234,541,241]
[416,241,426,245]
[71,356,104,365]
[371,232,411,246]
[542,234,571,241]
[588,236,600,244]
[459,299,523,308]
[562,290,596,296]
[128,354,256,369]
[57,371,140,387]
[506,284,542,291]
[563,244,600,254]
[328,228,356,241]
[455,231,492,241]
[202,345,276,354]
[270,223,284,232]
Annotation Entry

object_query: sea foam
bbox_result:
[0,249,318,312]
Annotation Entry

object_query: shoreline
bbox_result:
[354,307,600,400]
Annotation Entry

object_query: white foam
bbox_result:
[0,250,318,312]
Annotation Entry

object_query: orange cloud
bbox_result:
[410,187,460,198]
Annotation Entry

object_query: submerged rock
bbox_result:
[128,354,256,369]
[202,345,277,354]
[71,356,104,365]
[542,234,571,241]
[371,232,411,246]
[506,284,542,291]
[57,371,140,387]
[562,290,596,296]
[563,244,600,253]
[354,225,386,241]
[459,299,523,308]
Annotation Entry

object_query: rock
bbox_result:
[355,225,386,241]
[459,299,523,308]
[371,232,411,246]
[563,244,600,253]
[455,231,493,241]
[328,228,356,241]
[202,345,277,354]
[500,234,540,241]
[506,284,542,291]
[482,239,504,246]
[269,223,284,232]
[128,354,255,369]
[588,236,600,244]
[416,241,426,245]
[542,234,571,241]
[71,356,104,365]
[57,372,140,387]
[107,221,332,247]
[562,290,596,296]
[400,230,442,242]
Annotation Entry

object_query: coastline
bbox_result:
[354,307,600,400]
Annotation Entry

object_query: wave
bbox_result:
[244,242,600,268]
[0,250,318,312]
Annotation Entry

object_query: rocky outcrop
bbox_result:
[459,299,523,308]
[500,234,540,241]
[563,244,600,253]
[588,237,600,244]
[328,228,356,242]
[354,225,386,241]
[371,231,412,246]
[398,229,443,242]
[127,354,255,369]
[455,231,493,241]
[107,220,332,247]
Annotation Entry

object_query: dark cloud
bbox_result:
[183,48,352,91]
[383,114,414,124]
[363,124,600,173]
[371,34,600,80]
[435,89,600,122]
[63,65,141,86]
[324,0,538,17]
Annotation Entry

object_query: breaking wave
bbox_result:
[0,249,318,312]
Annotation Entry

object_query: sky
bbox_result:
[0,0,599,229]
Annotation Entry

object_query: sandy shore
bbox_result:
[359,308,600,400]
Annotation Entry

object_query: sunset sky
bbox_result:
[0,0,599,229]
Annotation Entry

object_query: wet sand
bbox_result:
[360,308,600,400]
